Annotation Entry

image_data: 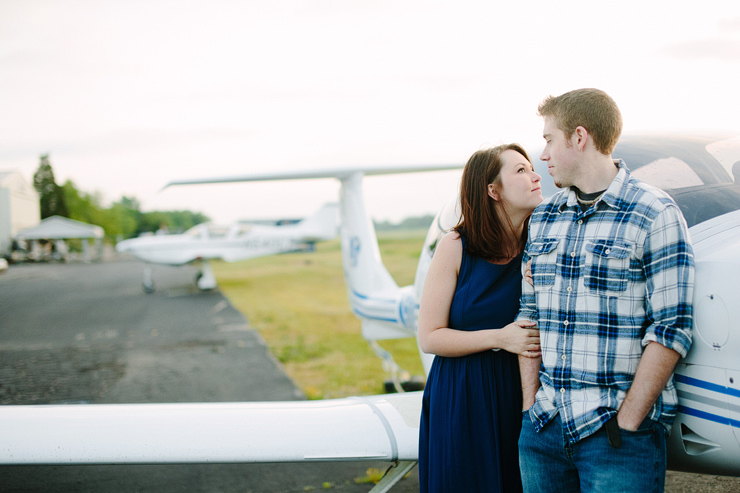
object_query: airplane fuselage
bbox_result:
[116,230,309,265]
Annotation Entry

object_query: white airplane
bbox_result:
[115,202,339,292]
[1,135,739,487]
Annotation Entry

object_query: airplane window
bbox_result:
[184,226,203,237]
[706,136,740,183]
[438,197,461,233]
[422,197,460,255]
[530,134,740,228]
[225,223,251,238]
[184,224,214,239]
[206,225,230,239]
[631,157,704,189]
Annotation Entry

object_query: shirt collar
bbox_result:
[560,160,629,212]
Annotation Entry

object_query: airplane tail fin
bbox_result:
[339,172,417,341]
[293,202,339,242]
[163,163,462,343]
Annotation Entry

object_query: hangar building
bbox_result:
[0,169,40,259]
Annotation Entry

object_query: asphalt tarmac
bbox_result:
[0,258,420,492]
[1,258,738,492]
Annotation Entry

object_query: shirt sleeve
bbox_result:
[641,203,695,357]
[516,238,538,324]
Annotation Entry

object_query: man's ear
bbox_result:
[574,126,589,151]
[488,183,499,201]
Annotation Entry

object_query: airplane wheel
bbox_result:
[383,376,425,393]
[142,282,155,294]
[401,376,426,391]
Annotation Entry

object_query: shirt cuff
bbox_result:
[642,326,692,358]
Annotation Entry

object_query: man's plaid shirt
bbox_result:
[517,161,694,445]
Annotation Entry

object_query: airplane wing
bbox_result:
[0,392,421,464]
[161,164,463,189]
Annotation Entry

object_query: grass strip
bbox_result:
[212,231,428,399]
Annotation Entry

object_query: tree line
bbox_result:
[33,155,209,242]
[374,214,435,231]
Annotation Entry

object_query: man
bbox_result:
[517,88,694,492]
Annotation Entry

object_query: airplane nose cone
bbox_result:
[116,239,134,253]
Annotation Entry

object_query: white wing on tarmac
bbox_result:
[0,392,421,464]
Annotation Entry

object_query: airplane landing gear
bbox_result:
[383,376,425,393]
[137,262,216,293]
[196,262,217,290]
[369,341,425,393]
[142,265,155,294]
[368,461,417,493]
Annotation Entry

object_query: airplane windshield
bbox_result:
[421,197,461,256]
[183,223,228,239]
[533,135,740,228]
[184,224,209,239]
[184,223,252,239]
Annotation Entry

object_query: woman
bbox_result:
[418,144,543,492]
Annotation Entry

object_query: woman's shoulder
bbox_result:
[434,230,463,261]
[438,230,462,247]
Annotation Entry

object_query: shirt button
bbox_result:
[560,388,566,394]
[566,286,572,292]
[561,354,567,360]
[578,220,583,225]
[605,248,611,254]
[563,320,569,326]
[570,252,576,257]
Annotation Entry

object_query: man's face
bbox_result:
[540,116,579,189]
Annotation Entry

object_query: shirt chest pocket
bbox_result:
[529,238,559,291]
[584,240,632,294]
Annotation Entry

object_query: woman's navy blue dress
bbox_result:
[419,237,523,492]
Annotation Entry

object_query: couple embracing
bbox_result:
[418,88,694,493]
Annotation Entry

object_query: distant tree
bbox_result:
[110,196,142,239]
[118,196,141,211]
[31,159,208,242]
[106,202,138,240]
[162,210,210,233]
[374,214,435,231]
[62,180,102,225]
[398,215,435,230]
[62,180,130,241]
[137,210,209,235]
[33,154,68,219]
[138,211,169,234]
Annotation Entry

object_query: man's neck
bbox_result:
[574,155,619,194]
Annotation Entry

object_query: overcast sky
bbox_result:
[2,1,739,224]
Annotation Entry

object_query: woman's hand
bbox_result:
[524,260,533,286]
[497,320,540,356]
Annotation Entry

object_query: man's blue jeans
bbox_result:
[519,412,668,492]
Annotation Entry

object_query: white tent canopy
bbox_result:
[16,216,103,240]
[15,216,104,262]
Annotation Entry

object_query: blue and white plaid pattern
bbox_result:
[518,161,694,445]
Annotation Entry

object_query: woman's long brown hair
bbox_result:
[453,144,532,261]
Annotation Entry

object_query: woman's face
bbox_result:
[489,149,543,215]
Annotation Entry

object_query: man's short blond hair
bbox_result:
[538,88,623,155]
